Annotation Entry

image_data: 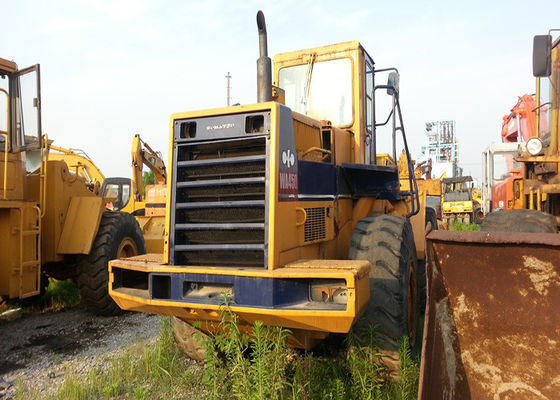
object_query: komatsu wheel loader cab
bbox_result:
[0,57,145,314]
[109,11,428,369]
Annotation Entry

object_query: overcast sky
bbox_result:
[2,0,559,181]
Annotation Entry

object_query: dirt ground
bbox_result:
[0,307,161,399]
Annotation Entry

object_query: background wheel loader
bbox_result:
[0,57,145,315]
[419,31,560,399]
[108,11,434,375]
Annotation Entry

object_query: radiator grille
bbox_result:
[304,207,326,242]
[171,134,267,267]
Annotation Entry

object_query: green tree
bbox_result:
[142,170,156,196]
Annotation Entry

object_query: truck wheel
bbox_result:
[170,317,208,361]
[481,209,558,233]
[473,206,484,224]
[349,214,419,377]
[425,207,438,232]
[418,207,438,313]
[77,212,146,315]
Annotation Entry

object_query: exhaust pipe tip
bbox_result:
[257,10,266,38]
[256,10,272,103]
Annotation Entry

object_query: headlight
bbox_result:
[526,137,543,155]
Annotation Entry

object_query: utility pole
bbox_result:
[225,72,232,106]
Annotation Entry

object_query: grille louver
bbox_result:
[172,134,268,268]
[304,207,326,242]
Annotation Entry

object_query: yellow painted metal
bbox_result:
[0,201,41,299]
[48,145,105,187]
[131,134,167,203]
[135,215,165,253]
[442,200,473,214]
[109,255,370,342]
[57,197,105,254]
[274,41,367,164]
[0,88,8,199]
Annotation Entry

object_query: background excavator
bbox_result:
[101,134,167,253]
[420,31,560,399]
[101,134,166,216]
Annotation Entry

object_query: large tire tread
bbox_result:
[349,214,419,378]
[76,211,146,316]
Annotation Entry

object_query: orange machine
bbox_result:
[490,94,538,211]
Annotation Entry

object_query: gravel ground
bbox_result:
[0,307,161,399]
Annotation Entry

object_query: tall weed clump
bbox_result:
[201,304,420,400]
[201,304,291,400]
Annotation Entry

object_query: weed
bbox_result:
[200,304,291,400]
[42,278,81,310]
[450,221,480,231]
[201,304,420,400]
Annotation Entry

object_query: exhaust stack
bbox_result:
[256,10,272,103]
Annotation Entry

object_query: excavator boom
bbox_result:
[131,134,167,201]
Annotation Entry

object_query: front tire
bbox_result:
[349,214,419,376]
[170,317,208,361]
[76,212,146,315]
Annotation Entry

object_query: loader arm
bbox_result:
[48,145,105,186]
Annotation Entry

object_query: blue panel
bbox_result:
[149,272,312,309]
[340,163,402,200]
[297,161,336,196]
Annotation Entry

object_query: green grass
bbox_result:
[200,305,419,400]
[43,279,81,310]
[449,221,480,231]
[18,306,419,399]
[16,318,202,400]
[0,278,81,315]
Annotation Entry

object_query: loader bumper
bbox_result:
[419,230,560,400]
[109,255,370,347]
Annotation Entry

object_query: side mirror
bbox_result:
[533,35,551,77]
[387,72,400,95]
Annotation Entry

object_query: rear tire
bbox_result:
[481,209,558,233]
[170,317,208,361]
[473,206,484,224]
[76,212,146,316]
[349,214,419,377]
[425,207,438,232]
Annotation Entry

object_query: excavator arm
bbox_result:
[131,134,167,201]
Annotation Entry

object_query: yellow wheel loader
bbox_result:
[419,32,560,399]
[0,57,145,315]
[109,11,432,373]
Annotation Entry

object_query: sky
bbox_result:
[2,0,560,182]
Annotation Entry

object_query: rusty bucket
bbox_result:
[419,230,560,400]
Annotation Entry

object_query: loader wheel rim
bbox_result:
[117,237,138,258]
[407,262,418,347]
